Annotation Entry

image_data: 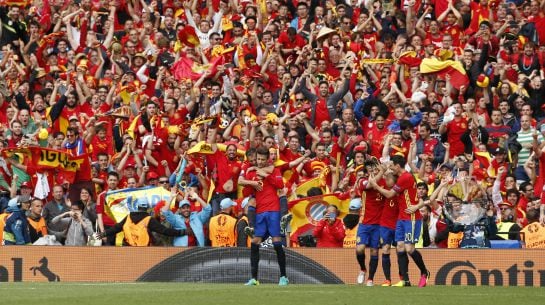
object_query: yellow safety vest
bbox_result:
[209,214,238,247]
[123,216,151,246]
[448,232,463,248]
[343,224,358,248]
[496,222,516,240]
[521,222,545,248]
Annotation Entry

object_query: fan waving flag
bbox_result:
[177,25,201,48]
[397,51,422,67]
[105,186,173,222]
[420,58,469,89]
[171,56,224,81]
[288,194,350,245]
[289,176,329,200]
[2,147,88,183]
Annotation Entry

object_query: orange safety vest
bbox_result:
[27,217,48,237]
[209,214,237,247]
[123,216,151,246]
[343,224,358,248]
[521,222,545,249]
[448,232,463,248]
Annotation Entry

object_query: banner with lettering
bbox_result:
[105,186,173,223]
[2,147,88,183]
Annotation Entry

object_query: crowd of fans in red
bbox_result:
[0,0,544,249]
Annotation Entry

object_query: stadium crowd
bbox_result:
[0,0,545,261]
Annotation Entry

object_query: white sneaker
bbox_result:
[366,280,374,287]
[357,271,366,284]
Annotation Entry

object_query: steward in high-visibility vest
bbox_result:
[209,198,238,247]
[100,197,186,246]
[3,196,32,245]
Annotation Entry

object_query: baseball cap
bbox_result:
[20,181,32,189]
[69,115,79,121]
[439,163,453,170]
[7,198,18,208]
[125,161,136,168]
[499,202,514,208]
[220,198,237,210]
[494,147,507,155]
[349,198,362,210]
[135,197,149,210]
[179,199,191,207]
[146,171,159,180]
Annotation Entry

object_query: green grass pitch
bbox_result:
[1,283,544,305]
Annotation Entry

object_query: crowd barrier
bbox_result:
[0,247,544,286]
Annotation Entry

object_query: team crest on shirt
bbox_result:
[461,123,466,129]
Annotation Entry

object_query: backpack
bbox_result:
[123,216,151,246]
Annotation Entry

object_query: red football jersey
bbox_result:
[393,171,422,221]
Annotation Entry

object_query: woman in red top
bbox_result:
[313,204,346,247]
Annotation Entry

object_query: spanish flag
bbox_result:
[474,151,492,169]
[126,114,142,140]
[171,56,223,81]
[187,140,246,156]
[288,194,350,244]
[46,107,69,134]
[290,176,329,200]
[419,58,469,89]
[397,51,422,68]
[177,25,200,48]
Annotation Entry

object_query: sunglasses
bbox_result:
[159,180,169,184]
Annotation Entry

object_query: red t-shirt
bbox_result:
[97,190,116,227]
[90,135,114,162]
[208,150,242,194]
[185,219,197,246]
[168,108,189,126]
[368,125,388,158]
[277,31,306,50]
[445,117,468,157]
[421,138,439,156]
[393,171,422,221]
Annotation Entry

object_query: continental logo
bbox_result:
[435,260,545,286]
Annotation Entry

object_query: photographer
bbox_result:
[313,204,345,247]
[51,200,93,246]
[445,194,498,249]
